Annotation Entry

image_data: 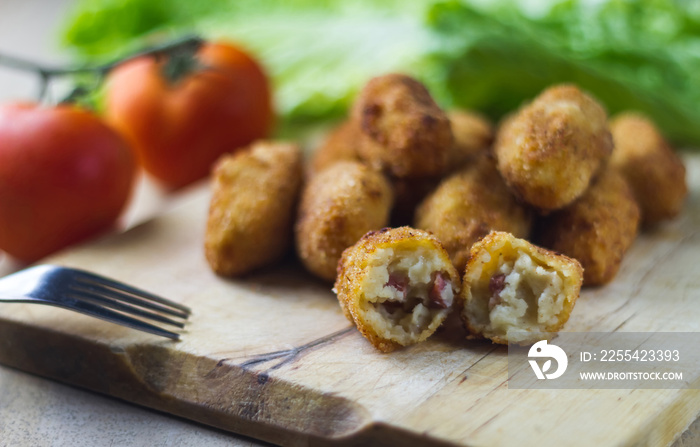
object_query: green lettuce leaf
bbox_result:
[61,0,700,145]
[428,0,700,145]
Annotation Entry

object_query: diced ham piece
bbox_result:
[488,273,506,311]
[428,272,449,309]
[385,272,409,300]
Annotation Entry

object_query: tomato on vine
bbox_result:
[0,36,267,261]
[104,40,273,189]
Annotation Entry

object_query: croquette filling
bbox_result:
[479,251,566,339]
[360,245,455,343]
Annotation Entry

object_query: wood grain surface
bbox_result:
[0,156,699,446]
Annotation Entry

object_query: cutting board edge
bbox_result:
[0,314,477,447]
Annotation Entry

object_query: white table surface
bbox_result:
[0,1,699,446]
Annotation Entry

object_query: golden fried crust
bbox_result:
[352,73,452,178]
[335,227,460,352]
[448,109,494,168]
[494,84,613,211]
[460,231,583,345]
[296,161,393,281]
[610,113,687,225]
[309,120,361,175]
[205,141,303,276]
[415,155,533,273]
[536,169,640,286]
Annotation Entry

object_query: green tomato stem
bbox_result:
[0,35,204,102]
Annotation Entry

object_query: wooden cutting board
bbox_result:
[1,156,699,447]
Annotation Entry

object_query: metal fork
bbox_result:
[0,265,190,340]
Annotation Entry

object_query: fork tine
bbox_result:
[71,281,189,320]
[53,298,182,340]
[67,290,187,328]
[72,270,191,314]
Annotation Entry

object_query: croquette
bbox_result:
[536,169,640,286]
[296,161,393,281]
[205,141,303,276]
[352,73,453,178]
[310,120,361,175]
[447,109,494,168]
[415,155,533,273]
[610,113,687,225]
[335,227,460,352]
[494,84,613,211]
[460,231,583,345]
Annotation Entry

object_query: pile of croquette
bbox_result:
[204,74,687,350]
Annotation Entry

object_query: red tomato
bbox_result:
[104,40,273,189]
[0,103,136,262]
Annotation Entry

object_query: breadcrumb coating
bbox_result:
[296,161,393,281]
[415,155,532,273]
[310,120,361,175]
[494,84,613,211]
[536,169,640,286]
[610,113,687,225]
[352,73,452,178]
[205,141,303,276]
[447,109,494,169]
